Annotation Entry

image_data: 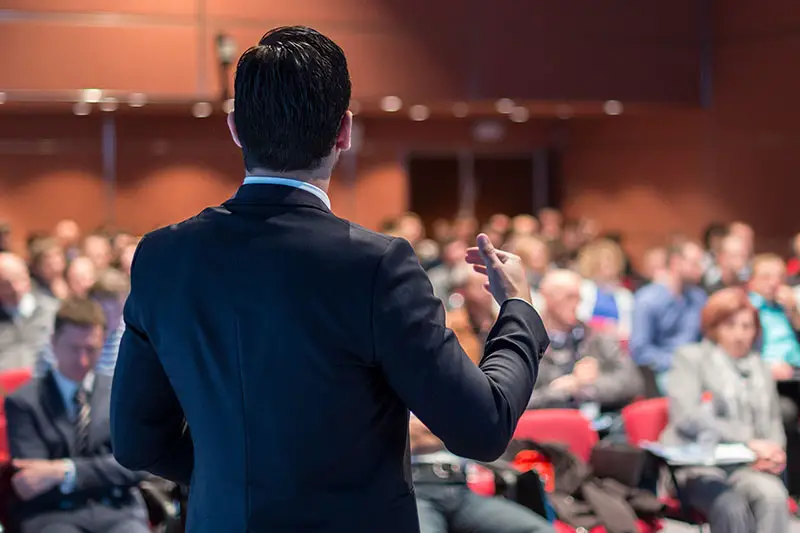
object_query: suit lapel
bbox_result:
[41,371,74,456]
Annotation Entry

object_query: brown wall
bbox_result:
[0,0,701,103]
[561,0,800,261]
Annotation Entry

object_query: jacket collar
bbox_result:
[223,183,331,215]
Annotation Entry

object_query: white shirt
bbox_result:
[51,369,94,421]
[3,292,36,321]
[243,176,331,210]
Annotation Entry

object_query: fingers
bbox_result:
[476,234,505,270]
[472,264,488,275]
[483,282,491,294]
[465,247,511,264]
[12,459,32,468]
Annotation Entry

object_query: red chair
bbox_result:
[0,368,32,398]
[514,409,598,462]
[516,409,662,533]
[621,398,669,446]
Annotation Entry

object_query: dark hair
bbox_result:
[54,298,106,336]
[233,26,351,172]
[28,237,61,269]
[702,222,728,250]
[89,268,130,300]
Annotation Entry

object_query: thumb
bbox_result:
[477,233,502,269]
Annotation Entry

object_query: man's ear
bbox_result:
[335,110,353,152]
[227,112,242,148]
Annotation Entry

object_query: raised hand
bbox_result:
[465,234,532,306]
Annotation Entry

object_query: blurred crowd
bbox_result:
[3,210,800,532]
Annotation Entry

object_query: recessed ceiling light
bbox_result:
[509,106,529,123]
[380,96,403,112]
[495,98,515,114]
[603,100,624,116]
[409,105,430,122]
[82,88,102,103]
[0,92,6,105]
[222,98,235,114]
[128,93,147,108]
[192,102,213,118]
[99,97,118,112]
[555,104,573,120]
[73,102,91,116]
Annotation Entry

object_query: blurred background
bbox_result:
[0,0,797,265]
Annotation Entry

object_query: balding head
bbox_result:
[66,256,97,299]
[54,219,81,249]
[0,252,31,307]
[540,269,582,330]
[718,235,748,278]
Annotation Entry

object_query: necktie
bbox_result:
[73,388,91,455]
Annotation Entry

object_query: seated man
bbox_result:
[529,270,643,411]
[411,415,553,533]
[5,298,149,533]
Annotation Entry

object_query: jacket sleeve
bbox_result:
[110,239,194,486]
[372,238,548,461]
[5,396,51,459]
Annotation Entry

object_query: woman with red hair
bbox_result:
[660,288,789,533]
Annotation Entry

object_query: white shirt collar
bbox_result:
[242,176,331,210]
[3,292,36,320]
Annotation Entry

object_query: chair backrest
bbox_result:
[514,409,599,462]
[0,368,32,397]
[621,398,669,445]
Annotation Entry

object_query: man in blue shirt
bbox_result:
[630,241,707,393]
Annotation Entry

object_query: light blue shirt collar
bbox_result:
[51,369,94,419]
[242,176,331,210]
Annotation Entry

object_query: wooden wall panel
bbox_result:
[0,0,196,15]
[0,22,198,94]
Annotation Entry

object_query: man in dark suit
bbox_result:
[5,298,149,533]
[110,26,548,533]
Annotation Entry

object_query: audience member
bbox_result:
[82,234,114,272]
[118,243,137,278]
[701,222,729,273]
[5,298,149,533]
[538,208,562,241]
[28,237,69,301]
[511,235,551,292]
[426,238,468,301]
[0,253,58,370]
[630,241,707,392]
[54,219,81,262]
[410,415,554,533]
[0,221,11,253]
[748,254,800,379]
[788,232,800,280]
[637,246,667,288]
[661,288,789,533]
[510,214,538,238]
[703,234,749,294]
[529,270,642,410]
[65,256,97,299]
[576,239,634,340]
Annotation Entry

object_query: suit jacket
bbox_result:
[110,183,549,533]
[660,341,785,448]
[529,326,642,410]
[4,371,146,520]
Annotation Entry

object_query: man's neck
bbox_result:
[246,169,331,193]
[662,273,684,295]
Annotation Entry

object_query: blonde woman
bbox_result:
[576,239,634,340]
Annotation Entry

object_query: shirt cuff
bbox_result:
[59,459,77,494]
[507,297,534,308]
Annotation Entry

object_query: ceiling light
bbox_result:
[128,93,147,108]
[0,92,6,105]
[409,105,430,122]
[99,97,118,112]
[452,102,469,118]
[192,102,213,118]
[495,98,515,114]
[82,88,102,103]
[222,98,235,114]
[509,106,529,123]
[603,100,624,116]
[73,102,91,116]
[380,96,403,113]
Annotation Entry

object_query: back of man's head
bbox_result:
[233,26,351,173]
[89,268,130,302]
